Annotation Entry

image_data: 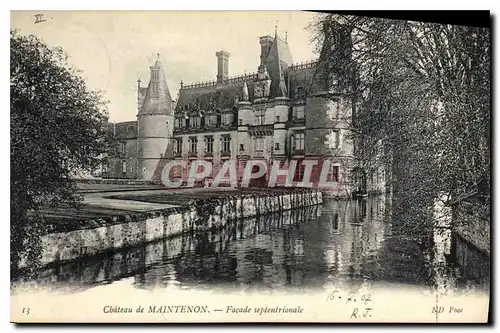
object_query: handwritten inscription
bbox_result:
[34,14,47,24]
[326,289,374,319]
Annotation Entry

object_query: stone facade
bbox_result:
[104,29,386,197]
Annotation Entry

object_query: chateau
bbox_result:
[104,28,386,197]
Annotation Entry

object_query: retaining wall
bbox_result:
[18,189,323,268]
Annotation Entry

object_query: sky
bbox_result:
[11,11,320,122]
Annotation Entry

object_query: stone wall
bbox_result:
[18,189,322,268]
[17,206,322,288]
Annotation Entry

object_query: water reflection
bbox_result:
[13,196,490,295]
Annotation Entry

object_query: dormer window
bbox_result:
[296,86,305,99]
[294,106,305,120]
[191,117,200,128]
[151,69,160,99]
[205,114,217,127]
[222,112,233,126]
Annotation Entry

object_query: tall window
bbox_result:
[175,139,182,155]
[293,132,305,151]
[205,136,214,153]
[329,100,340,120]
[151,69,160,99]
[120,142,126,154]
[327,164,339,182]
[294,106,305,119]
[255,137,264,152]
[122,160,127,174]
[294,161,305,181]
[328,130,339,149]
[174,118,182,129]
[189,137,198,153]
[221,135,231,152]
[255,110,265,125]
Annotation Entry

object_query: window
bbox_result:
[221,135,231,152]
[327,130,339,149]
[255,110,265,125]
[171,165,183,178]
[175,139,182,155]
[275,142,280,150]
[122,160,127,173]
[276,116,280,122]
[296,86,305,99]
[191,117,200,128]
[255,137,264,152]
[295,106,305,119]
[294,160,305,181]
[101,162,109,173]
[205,136,214,153]
[239,144,244,152]
[222,113,233,126]
[189,137,198,153]
[293,132,305,151]
[239,119,243,125]
[327,164,339,182]
[206,114,217,127]
[152,82,159,99]
[175,118,181,129]
[329,100,340,120]
[120,142,126,154]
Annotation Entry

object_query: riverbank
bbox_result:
[18,187,323,268]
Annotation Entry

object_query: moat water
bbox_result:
[13,196,490,295]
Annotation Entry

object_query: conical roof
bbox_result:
[138,55,173,115]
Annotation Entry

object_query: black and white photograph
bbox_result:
[9,9,491,323]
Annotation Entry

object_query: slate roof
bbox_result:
[175,33,319,110]
[138,57,174,115]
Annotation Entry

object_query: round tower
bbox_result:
[137,55,174,181]
[273,69,289,160]
[237,82,252,182]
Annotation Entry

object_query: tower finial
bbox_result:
[157,53,160,59]
[275,24,278,37]
[285,31,288,43]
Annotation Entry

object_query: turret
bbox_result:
[136,54,174,180]
[273,65,289,159]
[237,82,253,179]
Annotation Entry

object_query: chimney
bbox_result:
[259,35,274,69]
[215,50,230,84]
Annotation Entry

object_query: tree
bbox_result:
[10,30,112,275]
[309,14,490,233]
